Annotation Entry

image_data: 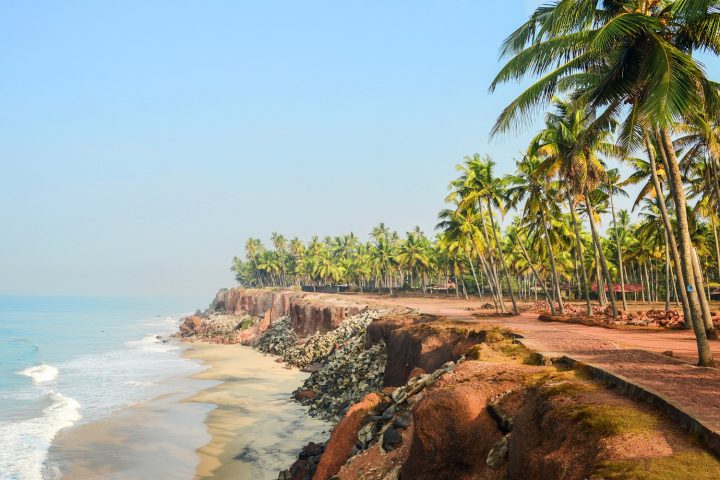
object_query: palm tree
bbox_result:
[437,205,489,304]
[531,99,619,317]
[506,152,565,314]
[450,154,519,314]
[602,169,630,311]
[490,0,720,364]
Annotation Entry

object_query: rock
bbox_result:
[298,442,324,459]
[486,434,510,469]
[401,385,501,479]
[255,317,297,355]
[393,413,411,429]
[382,427,402,448]
[179,315,203,336]
[293,389,317,402]
[293,312,388,421]
[314,393,384,480]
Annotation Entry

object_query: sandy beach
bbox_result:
[47,343,330,480]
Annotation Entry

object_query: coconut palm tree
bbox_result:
[506,152,566,314]
[450,154,519,314]
[531,99,619,317]
[491,0,720,364]
[601,169,631,311]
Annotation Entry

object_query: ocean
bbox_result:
[0,295,200,480]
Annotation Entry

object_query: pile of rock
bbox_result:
[283,311,381,368]
[296,335,387,422]
[254,316,297,355]
[201,314,255,336]
[178,313,255,343]
[615,308,685,328]
[277,442,325,480]
[355,360,458,454]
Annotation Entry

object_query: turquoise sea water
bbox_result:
[0,295,201,480]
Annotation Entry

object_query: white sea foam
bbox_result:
[19,364,59,383]
[0,391,81,480]
[125,333,178,353]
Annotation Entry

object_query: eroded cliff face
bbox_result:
[365,312,496,386]
[211,288,372,335]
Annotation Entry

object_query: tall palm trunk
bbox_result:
[594,240,607,306]
[583,185,618,319]
[664,228,671,312]
[657,127,714,366]
[473,233,500,312]
[517,234,554,313]
[567,192,592,315]
[486,200,519,314]
[540,208,565,314]
[477,205,506,312]
[711,214,720,283]
[656,128,716,340]
[644,131,693,328]
[609,193,628,311]
[466,251,483,301]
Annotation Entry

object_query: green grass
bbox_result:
[593,451,720,479]
[566,404,658,437]
[237,316,255,330]
[543,380,595,398]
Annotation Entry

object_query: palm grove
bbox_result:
[232,0,720,366]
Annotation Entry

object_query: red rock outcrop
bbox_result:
[369,316,490,386]
[178,315,203,336]
[313,392,385,480]
[211,288,373,336]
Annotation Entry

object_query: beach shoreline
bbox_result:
[46,342,330,480]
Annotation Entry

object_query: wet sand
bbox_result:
[48,344,331,480]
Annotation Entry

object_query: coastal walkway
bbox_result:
[351,294,720,454]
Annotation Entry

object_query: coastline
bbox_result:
[47,342,330,480]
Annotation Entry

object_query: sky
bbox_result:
[1,1,718,301]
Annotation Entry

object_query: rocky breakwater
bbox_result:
[177,312,256,344]
[254,310,388,422]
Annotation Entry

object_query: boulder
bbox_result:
[313,393,384,480]
[401,385,502,479]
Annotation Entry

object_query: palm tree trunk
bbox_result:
[664,228,671,312]
[477,203,506,312]
[584,185,618,319]
[656,128,715,337]
[486,200,519,314]
[478,254,500,311]
[567,193,592,315]
[540,208,565,314]
[657,127,714,365]
[644,131,693,328]
[692,247,716,337]
[517,233,554,313]
[609,194,628,311]
[466,252,483,301]
[472,233,500,311]
[594,240,606,306]
[711,214,720,283]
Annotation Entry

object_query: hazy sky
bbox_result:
[1,1,718,300]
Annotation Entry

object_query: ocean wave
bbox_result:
[125,334,178,353]
[0,391,81,480]
[18,364,59,384]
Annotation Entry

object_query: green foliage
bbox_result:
[593,451,720,480]
[565,404,658,437]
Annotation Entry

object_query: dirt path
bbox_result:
[351,294,720,433]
